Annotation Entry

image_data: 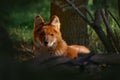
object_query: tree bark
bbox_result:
[51,0,89,46]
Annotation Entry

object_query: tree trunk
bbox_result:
[51,0,89,46]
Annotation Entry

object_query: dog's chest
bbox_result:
[38,47,52,55]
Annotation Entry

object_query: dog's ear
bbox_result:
[50,15,60,30]
[34,15,44,30]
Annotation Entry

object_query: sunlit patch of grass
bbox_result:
[8,26,33,45]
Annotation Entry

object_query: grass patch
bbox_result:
[6,0,50,45]
[8,26,33,44]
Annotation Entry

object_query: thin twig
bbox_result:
[78,5,94,21]
[66,0,93,26]
[20,44,35,57]
[21,45,33,53]
[107,10,120,29]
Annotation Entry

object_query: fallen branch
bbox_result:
[90,54,120,65]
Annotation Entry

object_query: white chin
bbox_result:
[47,39,56,47]
[47,42,54,47]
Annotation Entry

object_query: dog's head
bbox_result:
[34,15,62,48]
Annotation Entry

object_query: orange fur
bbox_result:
[33,15,90,59]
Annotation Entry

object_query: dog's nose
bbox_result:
[44,41,48,46]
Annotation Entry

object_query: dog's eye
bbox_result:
[50,34,54,36]
[40,32,45,36]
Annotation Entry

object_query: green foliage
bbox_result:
[4,0,50,45]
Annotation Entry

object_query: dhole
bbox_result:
[33,15,90,59]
